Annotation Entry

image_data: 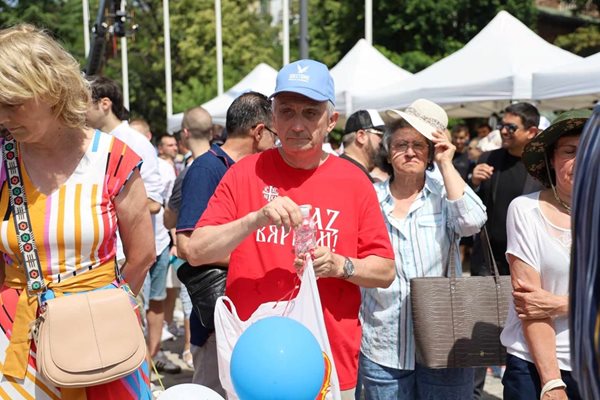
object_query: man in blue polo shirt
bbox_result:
[175,91,275,394]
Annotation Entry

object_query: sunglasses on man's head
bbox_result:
[497,122,519,134]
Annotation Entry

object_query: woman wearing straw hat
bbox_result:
[500,110,591,400]
[358,99,487,399]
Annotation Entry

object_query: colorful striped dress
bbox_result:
[0,131,151,399]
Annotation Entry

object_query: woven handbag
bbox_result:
[410,227,512,368]
[3,136,146,387]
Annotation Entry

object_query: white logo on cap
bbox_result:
[288,64,310,83]
[296,64,309,74]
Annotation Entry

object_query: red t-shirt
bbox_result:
[197,148,394,389]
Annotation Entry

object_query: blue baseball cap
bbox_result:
[270,59,335,106]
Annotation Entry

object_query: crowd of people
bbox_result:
[0,22,598,400]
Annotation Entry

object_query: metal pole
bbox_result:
[215,0,224,95]
[120,0,129,111]
[282,0,289,65]
[82,0,90,56]
[163,0,173,118]
[365,0,372,45]
[299,0,308,59]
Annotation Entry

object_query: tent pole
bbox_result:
[365,0,372,45]
[163,0,173,120]
[282,0,289,66]
[215,0,224,95]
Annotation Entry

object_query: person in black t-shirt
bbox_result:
[471,103,543,276]
[451,124,473,181]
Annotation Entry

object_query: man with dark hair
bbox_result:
[157,133,179,167]
[451,124,472,181]
[340,109,385,182]
[470,102,544,398]
[471,102,542,275]
[174,91,276,395]
[85,76,162,216]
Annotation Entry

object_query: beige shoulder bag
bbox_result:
[3,136,147,388]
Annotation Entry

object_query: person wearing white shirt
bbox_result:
[86,76,180,374]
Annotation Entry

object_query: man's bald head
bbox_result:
[182,106,213,140]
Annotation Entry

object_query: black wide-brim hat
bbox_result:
[522,109,592,188]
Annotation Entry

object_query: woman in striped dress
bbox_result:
[0,24,155,399]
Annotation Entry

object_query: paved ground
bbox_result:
[152,332,504,399]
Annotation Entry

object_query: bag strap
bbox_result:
[2,136,47,296]
[480,225,502,279]
[445,232,459,280]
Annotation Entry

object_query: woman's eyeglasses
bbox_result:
[390,141,429,154]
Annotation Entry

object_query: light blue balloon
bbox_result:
[230,316,325,400]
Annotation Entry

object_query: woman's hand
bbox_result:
[432,130,456,165]
[513,279,568,320]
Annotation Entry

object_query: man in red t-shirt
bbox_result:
[186,59,395,398]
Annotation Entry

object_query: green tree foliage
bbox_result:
[553,0,600,56]
[0,0,86,60]
[555,25,600,55]
[303,0,536,72]
[0,0,551,132]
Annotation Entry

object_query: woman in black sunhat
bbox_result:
[500,109,591,400]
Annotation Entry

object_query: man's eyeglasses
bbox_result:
[497,122,519,135]
[390,141,429,154]
[263,126,278,136]
[252,124,277,137]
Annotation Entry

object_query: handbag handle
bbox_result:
[445,226,502,281]
[480,225,503,279]
[2,136,47,296]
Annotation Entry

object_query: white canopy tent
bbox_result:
[167,63,278,132]
[330,39,412,115]
[351,11,582,118]
[533,52,600,111]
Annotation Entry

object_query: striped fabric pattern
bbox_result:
[0,131,150,399]
[359,175,487,370]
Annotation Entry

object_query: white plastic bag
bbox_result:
[214,259,341,400]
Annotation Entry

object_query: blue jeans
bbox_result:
[502,354,581,400]
[358,352,474,400]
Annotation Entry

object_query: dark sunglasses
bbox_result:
[497,122,519,134]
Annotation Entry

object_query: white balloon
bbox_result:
[157,383,225,400]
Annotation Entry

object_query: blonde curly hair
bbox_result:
[0,24,90,128]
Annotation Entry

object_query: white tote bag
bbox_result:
[214,259,342,400]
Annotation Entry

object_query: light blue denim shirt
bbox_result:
[359,173,487,370]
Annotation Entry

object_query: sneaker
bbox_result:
[161,324,175,342]
[153,351,181,374]
[167,322,185,337]
[182,349,194,369]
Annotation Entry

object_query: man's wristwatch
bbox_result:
[342,257,355,279]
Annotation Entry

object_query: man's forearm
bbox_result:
[187,212,259,266]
